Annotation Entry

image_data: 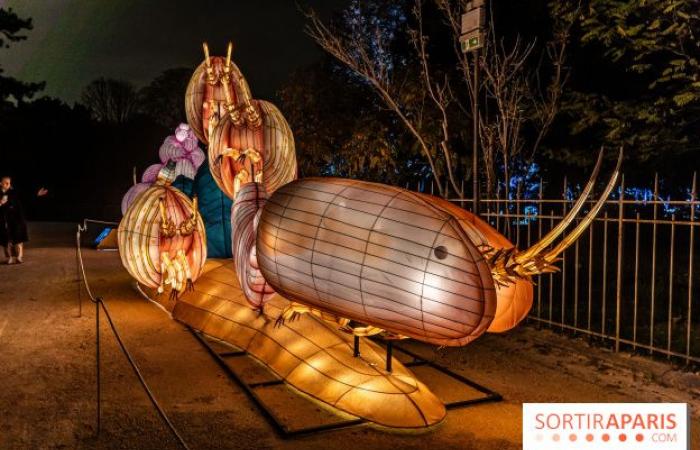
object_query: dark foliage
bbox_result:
[0,8,44,107]
[138,68,192,130]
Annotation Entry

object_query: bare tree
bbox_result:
[479,33,535,202]
[306,3,452,197]
[438,0,577,200]
[81,78,138,124]
[306,0,577,199]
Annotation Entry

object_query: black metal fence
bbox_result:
[435,172,700,365]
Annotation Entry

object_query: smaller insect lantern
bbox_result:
[185,42,252,144]
[193,42,296,201]
[209,97,297,200]
[118,162,207,298]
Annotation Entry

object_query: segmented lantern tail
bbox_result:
[232,182,275,309]
[486,147,623,285]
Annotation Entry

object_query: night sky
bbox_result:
[3,0,347,103]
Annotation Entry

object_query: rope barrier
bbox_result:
[76,219,191,450]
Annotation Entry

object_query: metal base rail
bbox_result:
[77,220,191,450]
[392,344,503,410]
[190,329,502,438]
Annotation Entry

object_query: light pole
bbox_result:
[460,0,485,213]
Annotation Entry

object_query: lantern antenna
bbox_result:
[486,146,623,282]
[535,147,623,262]
[202,42,212,68]
[226,42,233,68]
[517,147,605,261]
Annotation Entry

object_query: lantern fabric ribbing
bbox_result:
[423,198,535,333]
[118,177,207,296]
[256,177,497,347]
[208,100,297,200]
[185,57,252,144]
[231,183,275,308]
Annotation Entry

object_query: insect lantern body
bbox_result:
[185,42,252,144]
[256,178,498,347]
[118,163,207,298]
[252,150,621,346]
[209,99,297,200]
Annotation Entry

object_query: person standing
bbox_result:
[0,176,46,264]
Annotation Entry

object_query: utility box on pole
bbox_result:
[460,0,485,53]
[460,0,486,213]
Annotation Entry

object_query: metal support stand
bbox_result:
[78,221,190,450]
[395,344,502,410]
[190,328,503,439]
[353,335,360,357]
[189,328,364,438]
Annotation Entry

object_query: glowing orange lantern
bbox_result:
[231,182,275,308]
[118,163,207,298]
[185,42,252,144]
[208,99,297,200]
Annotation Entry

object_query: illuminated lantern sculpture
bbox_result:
[118,162,207,298]
[254,150,621,346]
[256,178,497,346]
[121,163,162,215]
[209,98,297,200]
[158,124,206,180]
[191,42,297,201]
[231,183,275,308]
[427,197,535,333]
[114,38,626,430]
[185,42,252,144]
[121,125,206,215]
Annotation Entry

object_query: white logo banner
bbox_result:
[523,403,688,450]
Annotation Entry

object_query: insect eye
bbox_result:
[434,245,448,260]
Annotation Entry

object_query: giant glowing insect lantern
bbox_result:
[184,43,297,308]
[114,39,626,430]
[118,162,207,298]
[246,150,621,345]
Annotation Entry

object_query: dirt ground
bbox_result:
[1,222,699,450]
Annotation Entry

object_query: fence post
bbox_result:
[650,173,659,353]
[686,172,697,363]
[548,211,555,325]
[515,181,522,248]
[495,185,501,233]
[633,211,640,350]
[667,214,676,359]
[615,175,625,352]
[602,211,609,336]
[536,179,543,329]
[587,219,594,336]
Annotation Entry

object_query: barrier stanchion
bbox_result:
[76,220,190,450]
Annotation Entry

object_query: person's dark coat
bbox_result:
[0,189,29,245]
